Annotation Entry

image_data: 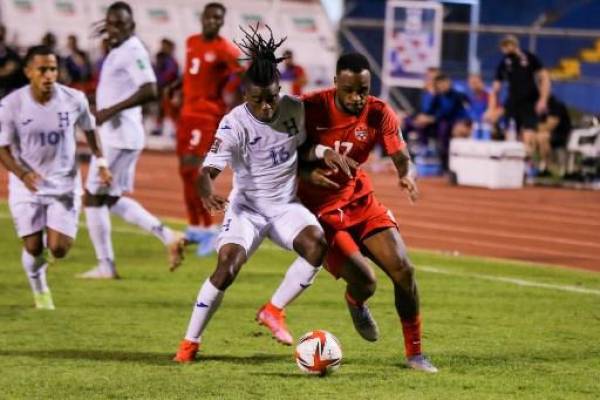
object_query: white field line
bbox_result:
[419,265,600,296]
[2,212,599,296]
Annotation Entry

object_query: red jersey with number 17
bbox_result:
[181,34,241,118]
[297,88,406,215]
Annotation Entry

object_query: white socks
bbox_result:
[110,197,176,245]
[184,279,224,343]
[85,206,115,273]
[21,249,48,294]
[270,257,321,309]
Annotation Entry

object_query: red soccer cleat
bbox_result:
[256,303,293,346]
[173,339,199,363]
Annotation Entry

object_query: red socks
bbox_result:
[179,164,213,226]
[401,315,422,357]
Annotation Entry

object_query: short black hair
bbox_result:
[236,24,286,87]
[205,2,226,14]
[108,1,133,17]
[24,45,55,66]
[336,53,370,74]
[434,73,450,82]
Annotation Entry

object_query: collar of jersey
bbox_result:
[244,103,281,125]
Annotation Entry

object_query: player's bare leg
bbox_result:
[81,192,185,278]
[258,226,325,346]
[174,244,247,362]
[338,253,380,342]
[46,228,74,260]
[362,227,438,373]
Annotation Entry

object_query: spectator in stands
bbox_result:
[420,66,440,112]
[92,38,110,83]
[64,34,93,93]
[537,95,572,176]
[40,31,68,83]
[0,24,26,98]
[415,73,471,170]
[485,34,551,160]
[279,49,307,96]
[467,74,489,124]
[154,38,180,136]
[154,38,179,90]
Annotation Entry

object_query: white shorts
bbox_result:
[86,147,141,196]
[8,192,81,239]
[216,200,322,256]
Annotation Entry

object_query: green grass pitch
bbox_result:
[1,202,599,399]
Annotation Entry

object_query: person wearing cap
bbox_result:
[485,35,551,161]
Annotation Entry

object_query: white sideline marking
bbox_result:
[2,212,599,296]
[420,266,600,296]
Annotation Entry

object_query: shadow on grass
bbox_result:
[0,349,291,366]
[251,371,379,379]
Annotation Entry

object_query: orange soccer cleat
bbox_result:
[256,303,293,346]
[173,339,199,363]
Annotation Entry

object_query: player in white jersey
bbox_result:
[0,45,112,309]
[80,1,185,279]
[172,26,352,362]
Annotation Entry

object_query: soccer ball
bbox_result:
[295,330,342,376]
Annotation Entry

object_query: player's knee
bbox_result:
[294,227,328,267]
[48,243,70,259]
[23,242,44,257]
[212,246,246,290]
[389,257,415,285]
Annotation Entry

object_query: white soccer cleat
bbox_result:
[167,231,186,271]
[77,266,120,280]
[33,291,55,310]
[406,354,439,373]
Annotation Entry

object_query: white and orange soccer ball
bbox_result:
[295,330,342,376]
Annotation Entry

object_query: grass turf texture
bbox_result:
[0,202,599,399]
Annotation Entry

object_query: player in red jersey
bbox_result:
[170,2,242,251]
[258,53,438,373]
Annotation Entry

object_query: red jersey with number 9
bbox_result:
[298,88,406,215]
[181,34,241,118]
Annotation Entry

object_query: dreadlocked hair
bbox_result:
[236,24,286,87]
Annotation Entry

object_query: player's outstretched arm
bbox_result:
[95,82,158,125]
[197,166,228,213]
[0,146,40,192]
[83,129,112,186]
[390,148,419,203]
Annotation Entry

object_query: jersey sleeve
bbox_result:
[495,59,505,81]
[529,53,543,72]
[203,116,239,170]
[125,45,157,87]
[379,104,406,155]
[76,92,96,131]
[0,98,16,147]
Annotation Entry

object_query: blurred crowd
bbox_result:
[0,25,575,179]
[402,34,572,178]
[0,24,309,138]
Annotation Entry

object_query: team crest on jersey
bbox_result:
[210,137,222,153]
[354,126,368,141]
[204,52,216,62]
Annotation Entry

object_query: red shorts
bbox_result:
[176,114,220,157]
[318,193,398,279]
